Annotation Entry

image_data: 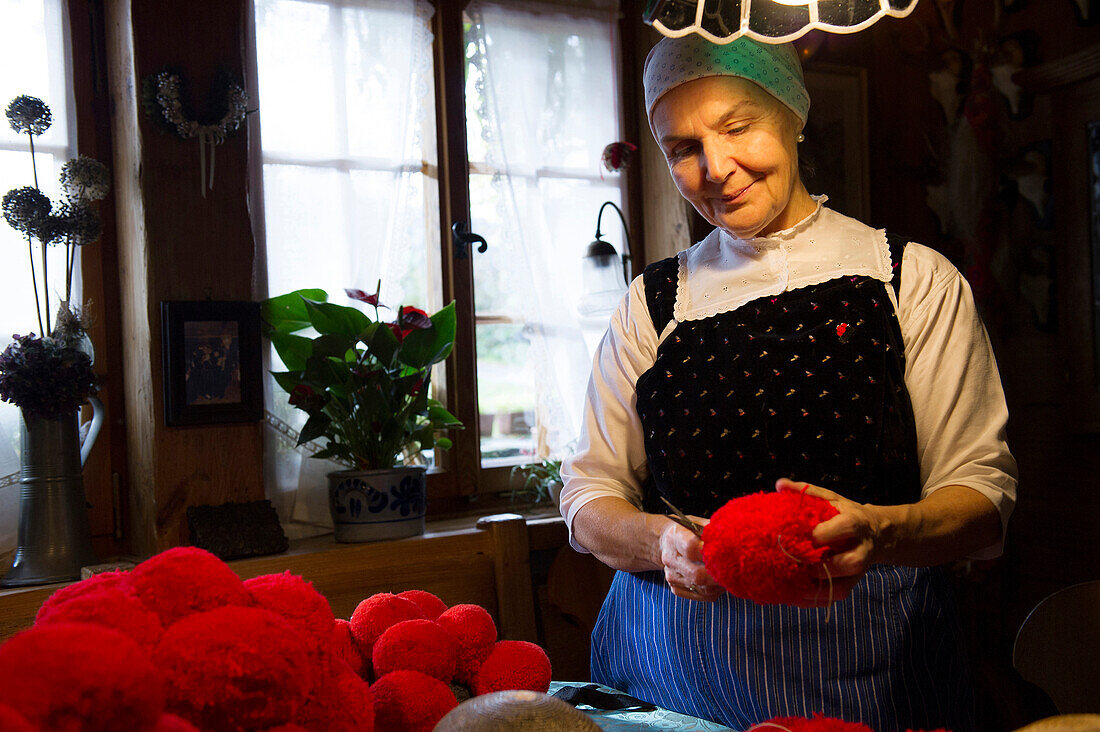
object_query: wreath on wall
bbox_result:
[141,67,249,197]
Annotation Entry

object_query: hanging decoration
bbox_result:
[141,69,248,198]
[600,141,638,175]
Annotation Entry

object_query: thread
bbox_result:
[776,533,834,622]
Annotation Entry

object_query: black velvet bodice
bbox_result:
[636,237,921,518]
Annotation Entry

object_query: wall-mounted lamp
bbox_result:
[642,0,919,44]
[578,201,632,318]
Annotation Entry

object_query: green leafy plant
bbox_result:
[261,285,462,471]
[509,458,562,504]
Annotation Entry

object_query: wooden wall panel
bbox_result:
[104,0,264,556]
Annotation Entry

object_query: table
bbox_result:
[549,682,734,731]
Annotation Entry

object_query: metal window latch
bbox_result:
[452,221,488,260]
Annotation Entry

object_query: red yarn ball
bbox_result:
[349,592,425,659]
[331,618,369,678]
[701,491,839,606]
[398,589,448,620]
[126,547,252,627]
[372,618,458,682]
[0,622,165,732]
[371,670,457,732]
[245,571,335,652]
[0,701,38,732]
[763,714,874,731]
[154,605,313,730]
[151,713,200,732]
[34,569,130,622]
[294,659,375,732]
[471,640,552,696]
[435,603,497,684]
[35,586,164,648]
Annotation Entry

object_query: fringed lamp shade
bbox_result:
[643,0,920,44]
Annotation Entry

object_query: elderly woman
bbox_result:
[559,34,1016,731]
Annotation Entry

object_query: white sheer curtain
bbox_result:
[465,0,624,461]
[253,0,438,539]
[0,0,78,562]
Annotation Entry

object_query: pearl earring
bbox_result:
[797,133,805,143]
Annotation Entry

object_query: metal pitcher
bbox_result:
[1,397,104,587]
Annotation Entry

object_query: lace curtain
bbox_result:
[465,0,624,460]
[254,0,438,539]
[255,0,626,539]
[0,0,78,562]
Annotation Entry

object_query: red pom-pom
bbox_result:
[471,640,552,696]
[0,701,39,732]
[154,605,313,730]
[35,569,130,622]
[435,603,497,684]
[294,659,375,732]
[763,713,874,731]
[245,571,335,652]
[349,592,425,659]
[398,589,448,620]
[372,619,458,682]
[331,618,369,677]
[151,713,200,732]
[371,670,457,732]
[0,622,165,731]
[701,491,838,606]
[126,547,252,627]
[35,586,164,648]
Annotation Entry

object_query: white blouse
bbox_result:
[559,202,1018,560]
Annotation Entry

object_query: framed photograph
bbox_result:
[161,300,263,426]
[801,64,871,222]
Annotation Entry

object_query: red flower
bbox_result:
[388,306,431,342]
[388,322,412,342]
[345,288,381,307]
[288,384,313,406]
[399,306,431,330]
[288,384,326,411]
[836,323,849,338]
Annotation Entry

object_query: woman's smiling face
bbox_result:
[650,75,810,240]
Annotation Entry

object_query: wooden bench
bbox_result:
[0,513,540,643]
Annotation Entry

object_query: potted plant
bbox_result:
[0,95,109,586]
[509,458,562,505]
[261,284,462,542]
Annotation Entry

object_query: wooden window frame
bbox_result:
[66,0,129,555]
[242,0,644,518]
[426,0,644,515]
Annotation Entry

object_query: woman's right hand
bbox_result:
[659,516,724,602]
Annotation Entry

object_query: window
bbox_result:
[465,3,624,465]
[0,0,80,559]
[253,0,626,533]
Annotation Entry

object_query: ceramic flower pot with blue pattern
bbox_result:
[326,466,427,542]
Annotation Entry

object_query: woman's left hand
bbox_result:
[775,477,886,607]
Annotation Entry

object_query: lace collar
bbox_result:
[672,200,893,322]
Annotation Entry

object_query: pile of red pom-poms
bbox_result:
[0,546,552,732]
[701,490,839,606]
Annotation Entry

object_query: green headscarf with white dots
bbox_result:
[643,34,809,124]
